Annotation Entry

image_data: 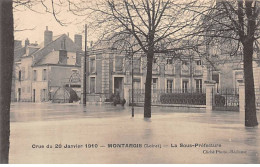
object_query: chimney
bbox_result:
[44,26,53,47]
[25,38,30,47]
[74,34,82,50]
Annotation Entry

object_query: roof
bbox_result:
[25,34,82,66]
[14,47,26,62]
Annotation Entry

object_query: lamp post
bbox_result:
[131,51,134,117]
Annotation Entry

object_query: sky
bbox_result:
[13,2,90,47]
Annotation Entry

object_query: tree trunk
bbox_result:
[243,41,258,127]
[0,0,14,163]
[144,48,154,118]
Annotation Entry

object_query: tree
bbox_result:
[1,0,70,163]
[0,0,14,163]
[196,0,259,127]
[69,0,200,117]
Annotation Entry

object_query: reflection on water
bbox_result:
[243,127,259,163]
[9,102,260,163]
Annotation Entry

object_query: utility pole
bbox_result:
[83,24,87,105]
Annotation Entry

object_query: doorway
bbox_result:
[18,88,21,102]
[33,89,36,102]
[182,80,189,93]
[114,77,124,99]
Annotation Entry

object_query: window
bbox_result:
[182,80,189,93]
[90,77,95,93]
[152,78,158,93]
[115,56,124,71]
[133,78,141,90]
[212,73,220,93]
[212,73,219,83]
[42,69,47,81]
[195,79,202,93]
[167,80,173,93]
[18,70,21,81]
[41,89,46,101]
[196,60,202,66]
[33,70,37,81]
[90,58,96,73]
[133,58,140,73]
[167,58,173,64]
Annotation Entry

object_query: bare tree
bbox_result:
[67,0,200,118]
[195,0,259,127]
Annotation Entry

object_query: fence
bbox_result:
[129,88,206,106]
[213,88,239,111]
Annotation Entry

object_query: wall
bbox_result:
[31,66,49,102]
[18,56,33,101]
[49,66,81,87]
[217,62,241,89]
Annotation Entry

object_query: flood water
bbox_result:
[9,102,260,164]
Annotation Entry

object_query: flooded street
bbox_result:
[9,102,260,164]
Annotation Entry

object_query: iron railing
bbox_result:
[213,88,239,111]
[129,88,206,105]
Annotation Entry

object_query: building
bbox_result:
[11,40,27,101]
[81,40,208,104]
[14,27,82,102]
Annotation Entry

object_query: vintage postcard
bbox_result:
[0,0,259,164]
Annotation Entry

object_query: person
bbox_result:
[113,91,120,106]
[121,98,126,106]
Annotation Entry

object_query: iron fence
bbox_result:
[129,88,206,105]
[213,88,239,111]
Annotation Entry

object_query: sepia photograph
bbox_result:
[0,0,260,164]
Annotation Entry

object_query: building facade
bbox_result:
[81,42,208,104]
[14,27,82,102]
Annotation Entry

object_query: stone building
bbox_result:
[81,40,208,104]
[14,27,82,102]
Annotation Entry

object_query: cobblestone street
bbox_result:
[9,102,260,164]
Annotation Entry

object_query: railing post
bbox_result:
[124,84,131,106]
[205,80,216,113]
[238,80,245,119]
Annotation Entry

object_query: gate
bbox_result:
[213,88,239,111]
